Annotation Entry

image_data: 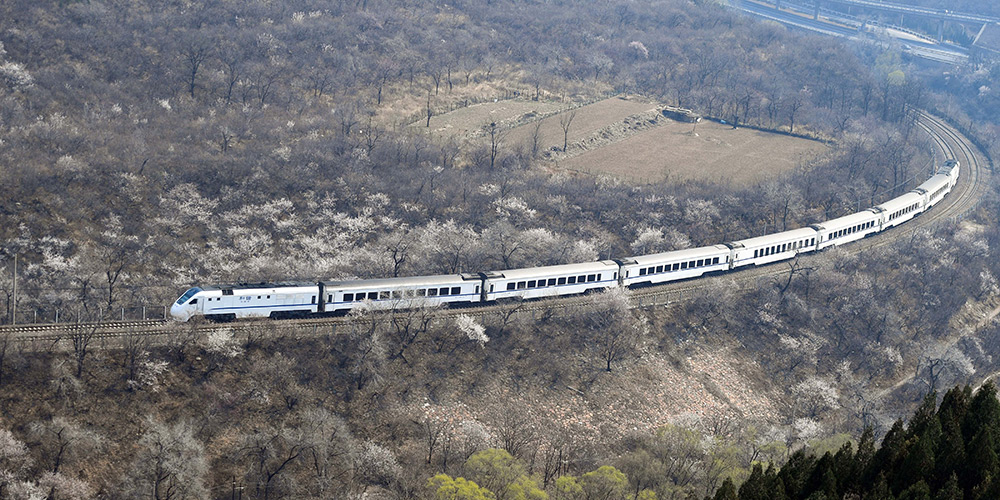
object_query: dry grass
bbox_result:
[557,119,828,186]
[421,99,568,140]
[504,96,657,150]
[424,94,827,186]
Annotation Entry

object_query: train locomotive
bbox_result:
[171,160,959,322]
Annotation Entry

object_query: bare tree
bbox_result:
[122,419,208,500]
[28,417,102,474]
[70,323,100,379]
[240,426,308,500]
[528,121,544,158]
[299,408,357,497]
[579,288,644,372]
[558,110,576,152]
[425,91,433,128]
[484,122,507,171]
[0,330,10,386]
[180,39,210,98]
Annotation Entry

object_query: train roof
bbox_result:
[624,244,731,266]
[876,191,924,212]
[728,227,818,249]
[487,260,619,281]
[322,274,476,289]
[811,209,881,232]
[201,282,316,292]
[915,173,951,192]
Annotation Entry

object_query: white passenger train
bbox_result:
[171,160,960,321]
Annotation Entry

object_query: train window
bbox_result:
[439,287,449,296]
[528,280,537,288]
[311,296,316,304]
[672,263,680,271]
[568,276,576,284]
[257,296,261,299]
[596,274,602,281]
[639,268,646,276]
[428,288,438,296]
[558,277,566,285]
[697,259,703,267]
[376,291,387,300]
[681,262,688,270]
[656,265,664,273]
[507,283,516,291]
[391,291,401,299]
[366,292,377,300]
[548,279,556,286]
[344,293,353,301]
[586,274,595,282]
[451,287,461,295]
[222,290,233,296]
[190,299,198,305]
[490,285,494,292]
[475,286,480,294]
[754,249,759,258]
[416,289,426,296]
[517,281,526,289]
[713,257,720,264]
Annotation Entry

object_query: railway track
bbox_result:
[2,111,991,345]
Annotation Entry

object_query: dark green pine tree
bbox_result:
[738,464,769,500]
[714,477,738,500]
[803,452,836,499]
[963,426,999,493]
[854,427,877,488]
[933,417,966,489]
[763,464,789,500]
[897,480,931,500]
[933,473,961,500]
[963,381,1000,445]
[936,386,971,431]
[866,472,894,500]
[907,392,940,441]
[869,420,907,488]
[777,450,816,499]
[832,441,856,495]
[895,435,936,493]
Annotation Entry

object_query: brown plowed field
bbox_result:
[558,118,828,185]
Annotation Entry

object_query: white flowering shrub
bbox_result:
[0,61,34,91]
[202,328,243,358]
[455,314,488,347]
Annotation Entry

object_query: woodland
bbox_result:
[1,0,1000,499]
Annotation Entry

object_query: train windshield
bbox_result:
[176,287,202,305]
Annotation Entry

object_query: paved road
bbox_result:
[736,0,969,64]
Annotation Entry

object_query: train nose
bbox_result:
[169,303,188,321]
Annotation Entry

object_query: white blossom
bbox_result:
[0,61,34,90]
[202,328,243,358]
[793,418,823,440]
[455,314,489,347]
